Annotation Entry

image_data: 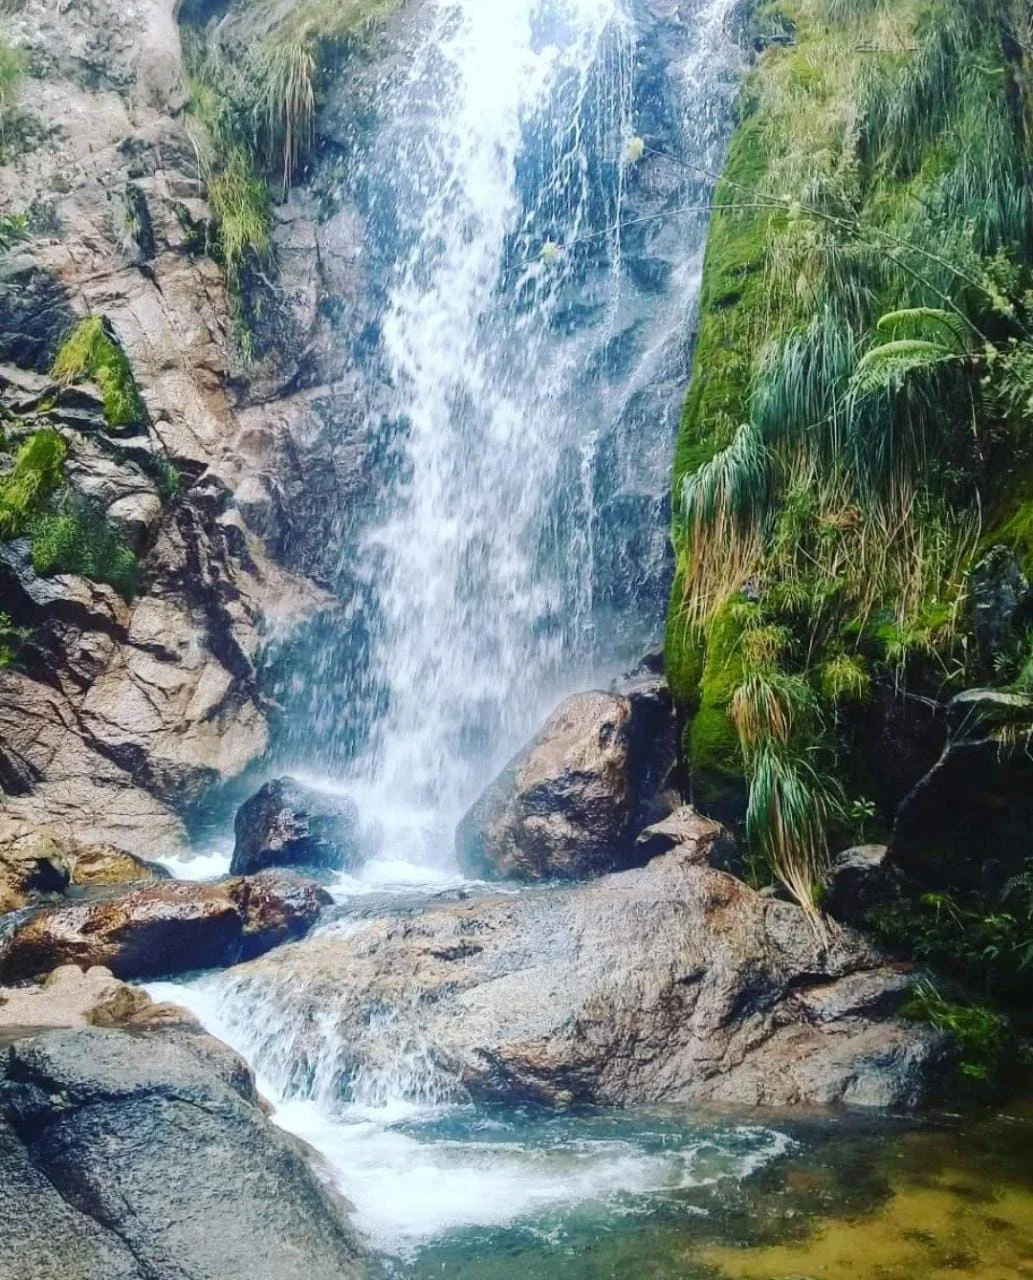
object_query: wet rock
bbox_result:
[0,1025,363,1279]
[0,966,150,1042]
[890,688,1033,895]
[456,683,676,882]
[233,836,952,1111]
[68,842,170,888]
[231,776,363,876]
[0,873,331,983]
[634,804,730,863]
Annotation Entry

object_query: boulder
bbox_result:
[456,682,676,882]
[231,776,363,876]
[0,873,331,984]
[229,820,952,1110]
[0,966,150,1042]
[0,1025,363,1280]
[824,844,897,926]
[890,689,1033,895]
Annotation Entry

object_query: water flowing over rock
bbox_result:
[231,776,364,876]
[0,873,331,983]
[221,819,951,1111]
[456,682,677,881]
[0,1025,363,1280]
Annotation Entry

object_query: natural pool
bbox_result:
[364,1100,1033,1279]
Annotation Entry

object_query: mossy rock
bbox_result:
[51,317,145,431]
[687,603,748,824]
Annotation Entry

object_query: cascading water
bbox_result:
[157,0,777,1266]
[269,0,740,867]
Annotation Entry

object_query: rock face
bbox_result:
[890,689,1033,894]
[231,776,363,876]
[232,814,951,1110]
[0,1025,363,1280]
[0,873,331,983]
[0,822,71,913]
[824,845,896,926]
[0,0,345,858]
[456,680,676,882]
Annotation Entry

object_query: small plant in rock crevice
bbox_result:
[51,318,145,431]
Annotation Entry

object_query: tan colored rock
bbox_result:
[0,965,150,1039]
[69,842,169,887]
[0,872,332,983]
[0,819,72,912]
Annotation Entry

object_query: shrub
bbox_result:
[31,499,139,599]
[0,429,67,537]
[52,318,144,430]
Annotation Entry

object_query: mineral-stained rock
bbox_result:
[68,842,170,888]
[228,824,952,1111]
[634,804,732,863]
[456,683,676,882]
[231,776,363,876]
[0,873,331,983]
[0,965,150,1041]
[0,1025,363,1280]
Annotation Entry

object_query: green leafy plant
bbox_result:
[52,318,145,430]
[0,34,23,140]
[903,979,1009,1080]
[30,498,139,599]
[0,610,31,668]
[0,429,67,537]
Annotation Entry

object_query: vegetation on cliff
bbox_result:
[669,0,1033,895]
[667,0,1033,1067]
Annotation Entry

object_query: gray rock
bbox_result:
[824,844,897,925]
[230,819,952,1111]
[456,683,676,882]
[0,1025,363,1280]
[634,804,731,862]
[231,777,363,876]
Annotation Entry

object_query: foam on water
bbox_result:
[146,972,795,1256]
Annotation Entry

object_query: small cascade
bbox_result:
[274,0,739,864]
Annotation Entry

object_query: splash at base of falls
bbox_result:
[146,972,796,1260]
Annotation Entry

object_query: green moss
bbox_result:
[0,429,67,537]
[663,567,706,705]
[30,499,139,600]
[688,603,748,815]
[52,318,144,430]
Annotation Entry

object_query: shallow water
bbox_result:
[147,868,1033,1280]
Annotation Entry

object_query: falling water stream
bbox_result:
[152,0,856,1270]
[152,2,1033,1271]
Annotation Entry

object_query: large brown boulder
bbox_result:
[0,1024,364,1280]
[229,813,951,1111]
[230,776,363,876]
[0,873,331,983]
[456,678,676,882]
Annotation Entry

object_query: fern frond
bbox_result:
[850,338,956,394]
[875,307,968,350]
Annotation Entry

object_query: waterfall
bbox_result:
[282,0,739,866]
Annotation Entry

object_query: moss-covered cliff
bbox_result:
[666,0,1033,1049]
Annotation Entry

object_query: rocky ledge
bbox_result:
[222,811,952,1111]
